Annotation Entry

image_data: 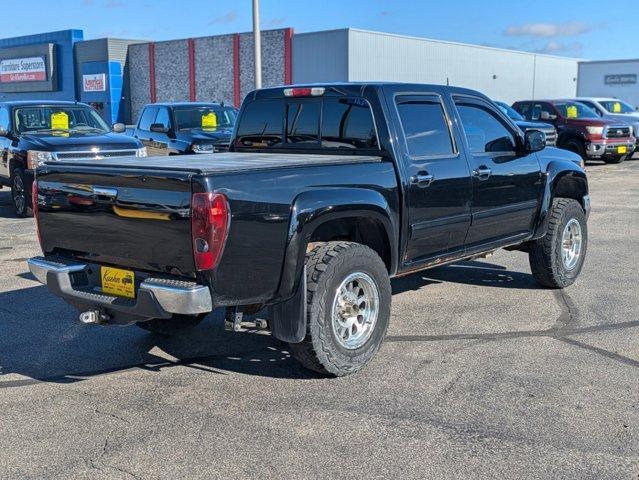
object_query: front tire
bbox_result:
[136,313,207,336]
[11,168,31,218]
[529,198,587,288]
[289,241,391,377]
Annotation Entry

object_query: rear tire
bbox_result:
[11,168,31,218]
[289,241,391,377]
[529,198,587,288]
[136,313,207,336]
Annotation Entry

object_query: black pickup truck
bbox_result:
[28,83,590,376]
[0,101,145,216]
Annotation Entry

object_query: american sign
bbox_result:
[83,73,106,92]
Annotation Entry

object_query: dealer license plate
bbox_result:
[617,146,627,154]
[101,266,135,299]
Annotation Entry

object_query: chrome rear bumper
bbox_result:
[27,257,212,320]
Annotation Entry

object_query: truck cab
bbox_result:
[0,101,145,217]
[512,99,636,164]
[132,103,238,156]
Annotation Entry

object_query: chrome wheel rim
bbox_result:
[12,175,25,214]
[331,272,379,350]
[561,218,582,270]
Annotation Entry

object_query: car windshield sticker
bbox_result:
[612,102,622,113]
[566,105,578,118]
[201,112,217,129]
[51,112,69,130]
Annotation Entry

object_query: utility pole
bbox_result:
[252,0,262,89]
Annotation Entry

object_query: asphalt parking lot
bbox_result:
[0,160,638,479]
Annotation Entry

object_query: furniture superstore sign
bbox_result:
[0,56,46,83]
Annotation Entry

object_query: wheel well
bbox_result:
[309,217,392,272]
[553,174,587,208]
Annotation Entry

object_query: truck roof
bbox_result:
[249,82,491,101]
[47,152,383,175]
[0,100,86,107]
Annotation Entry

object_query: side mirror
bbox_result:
[540,111,557,121]
[112,122,126,133]
[150,123,169,134]
[525,129,546,153]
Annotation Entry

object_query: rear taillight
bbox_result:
[191,193,229,271]
[32,180,43,251]
[283,87,325,97]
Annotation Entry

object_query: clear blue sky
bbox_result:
[3,0,632,60]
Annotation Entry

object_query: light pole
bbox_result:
[252,0,262,89]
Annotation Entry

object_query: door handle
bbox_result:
[411,172,434,188]
[472,166,492,180]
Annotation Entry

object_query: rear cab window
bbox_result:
[234,95,378,154]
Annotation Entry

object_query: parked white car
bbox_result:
[573,97,639,153]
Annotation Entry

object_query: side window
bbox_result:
[285,101,320,145]
[581,102,601,116]
[235,99,285,147]
[514,103,531,120]
[154,107,171,128]
[321,98,378,149]
[395,95,454,157]
[455,100,516,154]
[0,107,9,131]
[138,107,158,131]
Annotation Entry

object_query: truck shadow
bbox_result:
[0,260,589,387]
[392,260,541,294]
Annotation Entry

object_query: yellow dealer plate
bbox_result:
[101,266,135,299]
[618,146,627,154]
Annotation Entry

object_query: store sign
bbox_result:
[604,74,637,85]
[83,73,106,92]
[0,56,46,83]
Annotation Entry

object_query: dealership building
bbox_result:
[578,59,639,108]
[0,27,582,125]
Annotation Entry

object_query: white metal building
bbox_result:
[292,28,579,104]
[577,59,639,108]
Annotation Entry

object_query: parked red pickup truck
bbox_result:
[512,99,636,164]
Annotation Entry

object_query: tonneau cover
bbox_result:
[46,152,383,175]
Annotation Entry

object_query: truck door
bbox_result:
[392,93,472,264]
[452,95,542,248]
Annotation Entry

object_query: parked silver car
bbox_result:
[573,97,639,153]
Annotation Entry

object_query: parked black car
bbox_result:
[495,101,557,146]
[0,101,145,217]
[132,102,238,156]
[29,83,589,376]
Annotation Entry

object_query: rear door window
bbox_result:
[138,107,158,131]
[395,95,454,157]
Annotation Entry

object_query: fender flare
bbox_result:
[532,161,588,239]
[268,187,398,343]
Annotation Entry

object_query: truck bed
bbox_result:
[47,152,383,175]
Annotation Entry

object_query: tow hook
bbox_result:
[79,310,110,325]
[224,306,268,332]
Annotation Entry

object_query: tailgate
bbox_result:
[36,166,196,277]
